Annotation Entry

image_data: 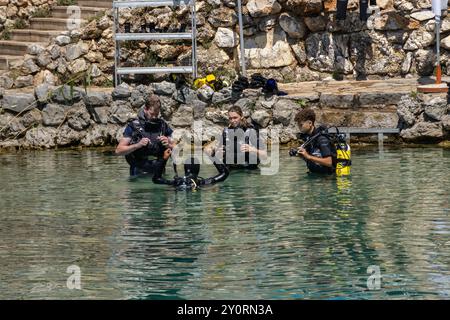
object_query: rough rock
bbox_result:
[152,81,176,96]
[251,109,272,128]
[42,103,66,126]
[400,122,444,141]
[35,83,52,103]
[207,7,237,27]
[112,82,131,99]
[14,75,34,88]
[109,101,134,124]
[25,127,58,148]
[247,0,282,18]
[1,93,36,113]
[423,96,448,121]
[403,29,434,51]
[214,27,238,48]
[279,13,307,39]
[272,99,298,126]
[84,91,111,107]
[51,85,84,104]
[67,103,91,131]
[171,106,194,127]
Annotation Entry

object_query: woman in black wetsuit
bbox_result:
[152,149,229,191]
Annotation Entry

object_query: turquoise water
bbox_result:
[0,147,449,299]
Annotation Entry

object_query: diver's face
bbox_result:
[144,104,160,120]
[298,120,314,134]
[228,112,242,128]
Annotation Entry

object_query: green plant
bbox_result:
[121,41,140,50]
[410,90,418,99]
[296,99,307,108]
[202,2,214,13]
[99,78,114,87]
[13,18,27,29]
[214,68,237,82]
[87,11,105,24]
[0,29,11,40]
[332,70,344,81]
[57,0,75,5]
[201,39,213,49]
[144,50,164,66]
[32,7,51,18]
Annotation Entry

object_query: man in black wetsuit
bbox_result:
[115,95,174,176]
[293,108,337,175]
[152,149,229,191]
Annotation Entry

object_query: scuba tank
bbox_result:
[325,127,351,176]
[333,129,351,177]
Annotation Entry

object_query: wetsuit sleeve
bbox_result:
[152,159,175,185]
[201,156,230,186]
[123,125,133,138]
[164,124,173,137]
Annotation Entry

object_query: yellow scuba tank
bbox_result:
[335,142,351,176]
[193,74,217,90]
[193,77,207,89]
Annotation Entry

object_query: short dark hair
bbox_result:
[145,94,161,109]
[295,108,316,124]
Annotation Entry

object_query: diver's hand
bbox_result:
[163,148,172,161]
[240,144,256,153]
[158,136,169,147]
[297,147,309,160]
[138,137,151,148]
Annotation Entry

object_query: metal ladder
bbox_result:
[112,0,198,86]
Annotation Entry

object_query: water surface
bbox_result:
[0,146,449,299]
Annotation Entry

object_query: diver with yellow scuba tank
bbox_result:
[290,108,351,176]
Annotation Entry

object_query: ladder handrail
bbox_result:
[112,0,197,86]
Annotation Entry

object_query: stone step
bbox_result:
[76,0,112,8]
[29,17,86,31]
[51,6,107,19]
[0,55,23,70]
[9,29,61,42]
[0,41,36,56]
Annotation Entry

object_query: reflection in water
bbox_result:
[0,147,449,299]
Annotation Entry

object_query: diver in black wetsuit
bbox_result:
[292,108,337,175]
[152,149,230,191]
[115,95,174,176]
[205,105,267,170]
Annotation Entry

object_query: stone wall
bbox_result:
[1,82,449,150]
[2,0,450,90]
[397,93,450,142]
[0,0,56,32]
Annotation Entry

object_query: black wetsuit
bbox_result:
[123,109,173,176]
[337,0,376,21]
[220,124,265,170]
[300,127,337,175]
[152,158,229,190]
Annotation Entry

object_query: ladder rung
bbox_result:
[117,66,194,74]
[115,32,193,41]
[113,0,192,8]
